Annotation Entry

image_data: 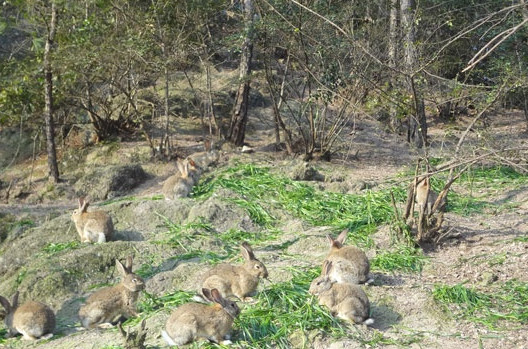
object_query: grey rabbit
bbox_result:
[162,158,200,199]
[162,288,240,346]
[310,260,373,325]
[324,229,371,284]
[200,242,268,301]
[71,197,114,243]
[0,291,55,340]
[78,256,145,329]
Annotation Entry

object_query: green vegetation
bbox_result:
[371,247,427,273]
[432,280,528,329]
[42,241,80,255]
[193,164,407,248]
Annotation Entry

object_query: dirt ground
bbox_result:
[0,107,527,349]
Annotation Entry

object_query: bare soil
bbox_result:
[0,108,527,349]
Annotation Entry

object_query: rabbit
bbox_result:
[0,291,55,340]
[324,229,371,284]
[200,242,268,302]
[79,256,145,329]
[189,139,220,170]
[162,158,200,200]
[162,288,240,346]
[309,260,374,325]
[71,197,114,243]
[415,176,446,214]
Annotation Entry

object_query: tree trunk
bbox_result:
[44,2,60,183]
[388,0,399,67]
[228,0,254,146]
[401,0,427,148]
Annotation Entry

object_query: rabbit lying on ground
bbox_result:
[310,260,373,325]
[200,242,268,302]
[162,288,240,346]
[79,256,144,329]
[0,291,55,340]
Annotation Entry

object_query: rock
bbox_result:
[289,161,325,181]
[74,164,149,200]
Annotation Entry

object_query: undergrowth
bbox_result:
[432,280,528,329]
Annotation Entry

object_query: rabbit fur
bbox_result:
[201,242,268,301]
[0,291,55,340]
[79,256,145,329]
[415,176,446,214]
[162,288,240,346]
[189,139,220,169]
[310,261,373,325]
[162,158,200,200]
[324,229,370,284]
[71,197,114,243]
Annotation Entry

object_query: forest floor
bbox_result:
[0,103,527,349]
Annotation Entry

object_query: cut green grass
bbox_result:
[432,280,528,329]
[371,246,427,273]
[193,163,407,248]
[42,241,81,255]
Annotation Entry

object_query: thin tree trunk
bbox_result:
[228,0,254,146]
[388,0,399,67]
[401,0,427,148]
[44,2,59,183]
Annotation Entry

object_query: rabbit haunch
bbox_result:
[324,229,370,284]
[200,242,268,301]
[162,288,240,346]
[71,197,114,243]
[310,260,373,325]
[0,292,55,340]
[78,256,144,329]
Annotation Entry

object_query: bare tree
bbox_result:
[43,1,59,182]
[228,0,255,146]
[401,0,427,148]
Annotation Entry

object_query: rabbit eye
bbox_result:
[255,265,260,269]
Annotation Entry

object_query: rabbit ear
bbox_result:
[327,234,342,249]
[0,295,11,313]
[11,291,19,308]
[335,229,348,245]
[210,288,225,305]
[202,288,214,302]
[322,260,333,276]
[176,160,188,176]
[125,256,133,272]
[240,242,255,261]
[79,198,89,212]
[115,259,128,276]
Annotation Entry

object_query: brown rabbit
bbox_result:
[162,158,201,200]
[0,291,55,340]
[79,256,145,329]
[415,176,446,214]
[309,260,373,325]
[162,288,240,346]
[71,197,114,243]
[201,242,268,301]
[324,229,370,284]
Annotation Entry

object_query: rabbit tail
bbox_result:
[161,330,177,346]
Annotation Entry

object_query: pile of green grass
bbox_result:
[432,280,528,329]
[193,163,407,247]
